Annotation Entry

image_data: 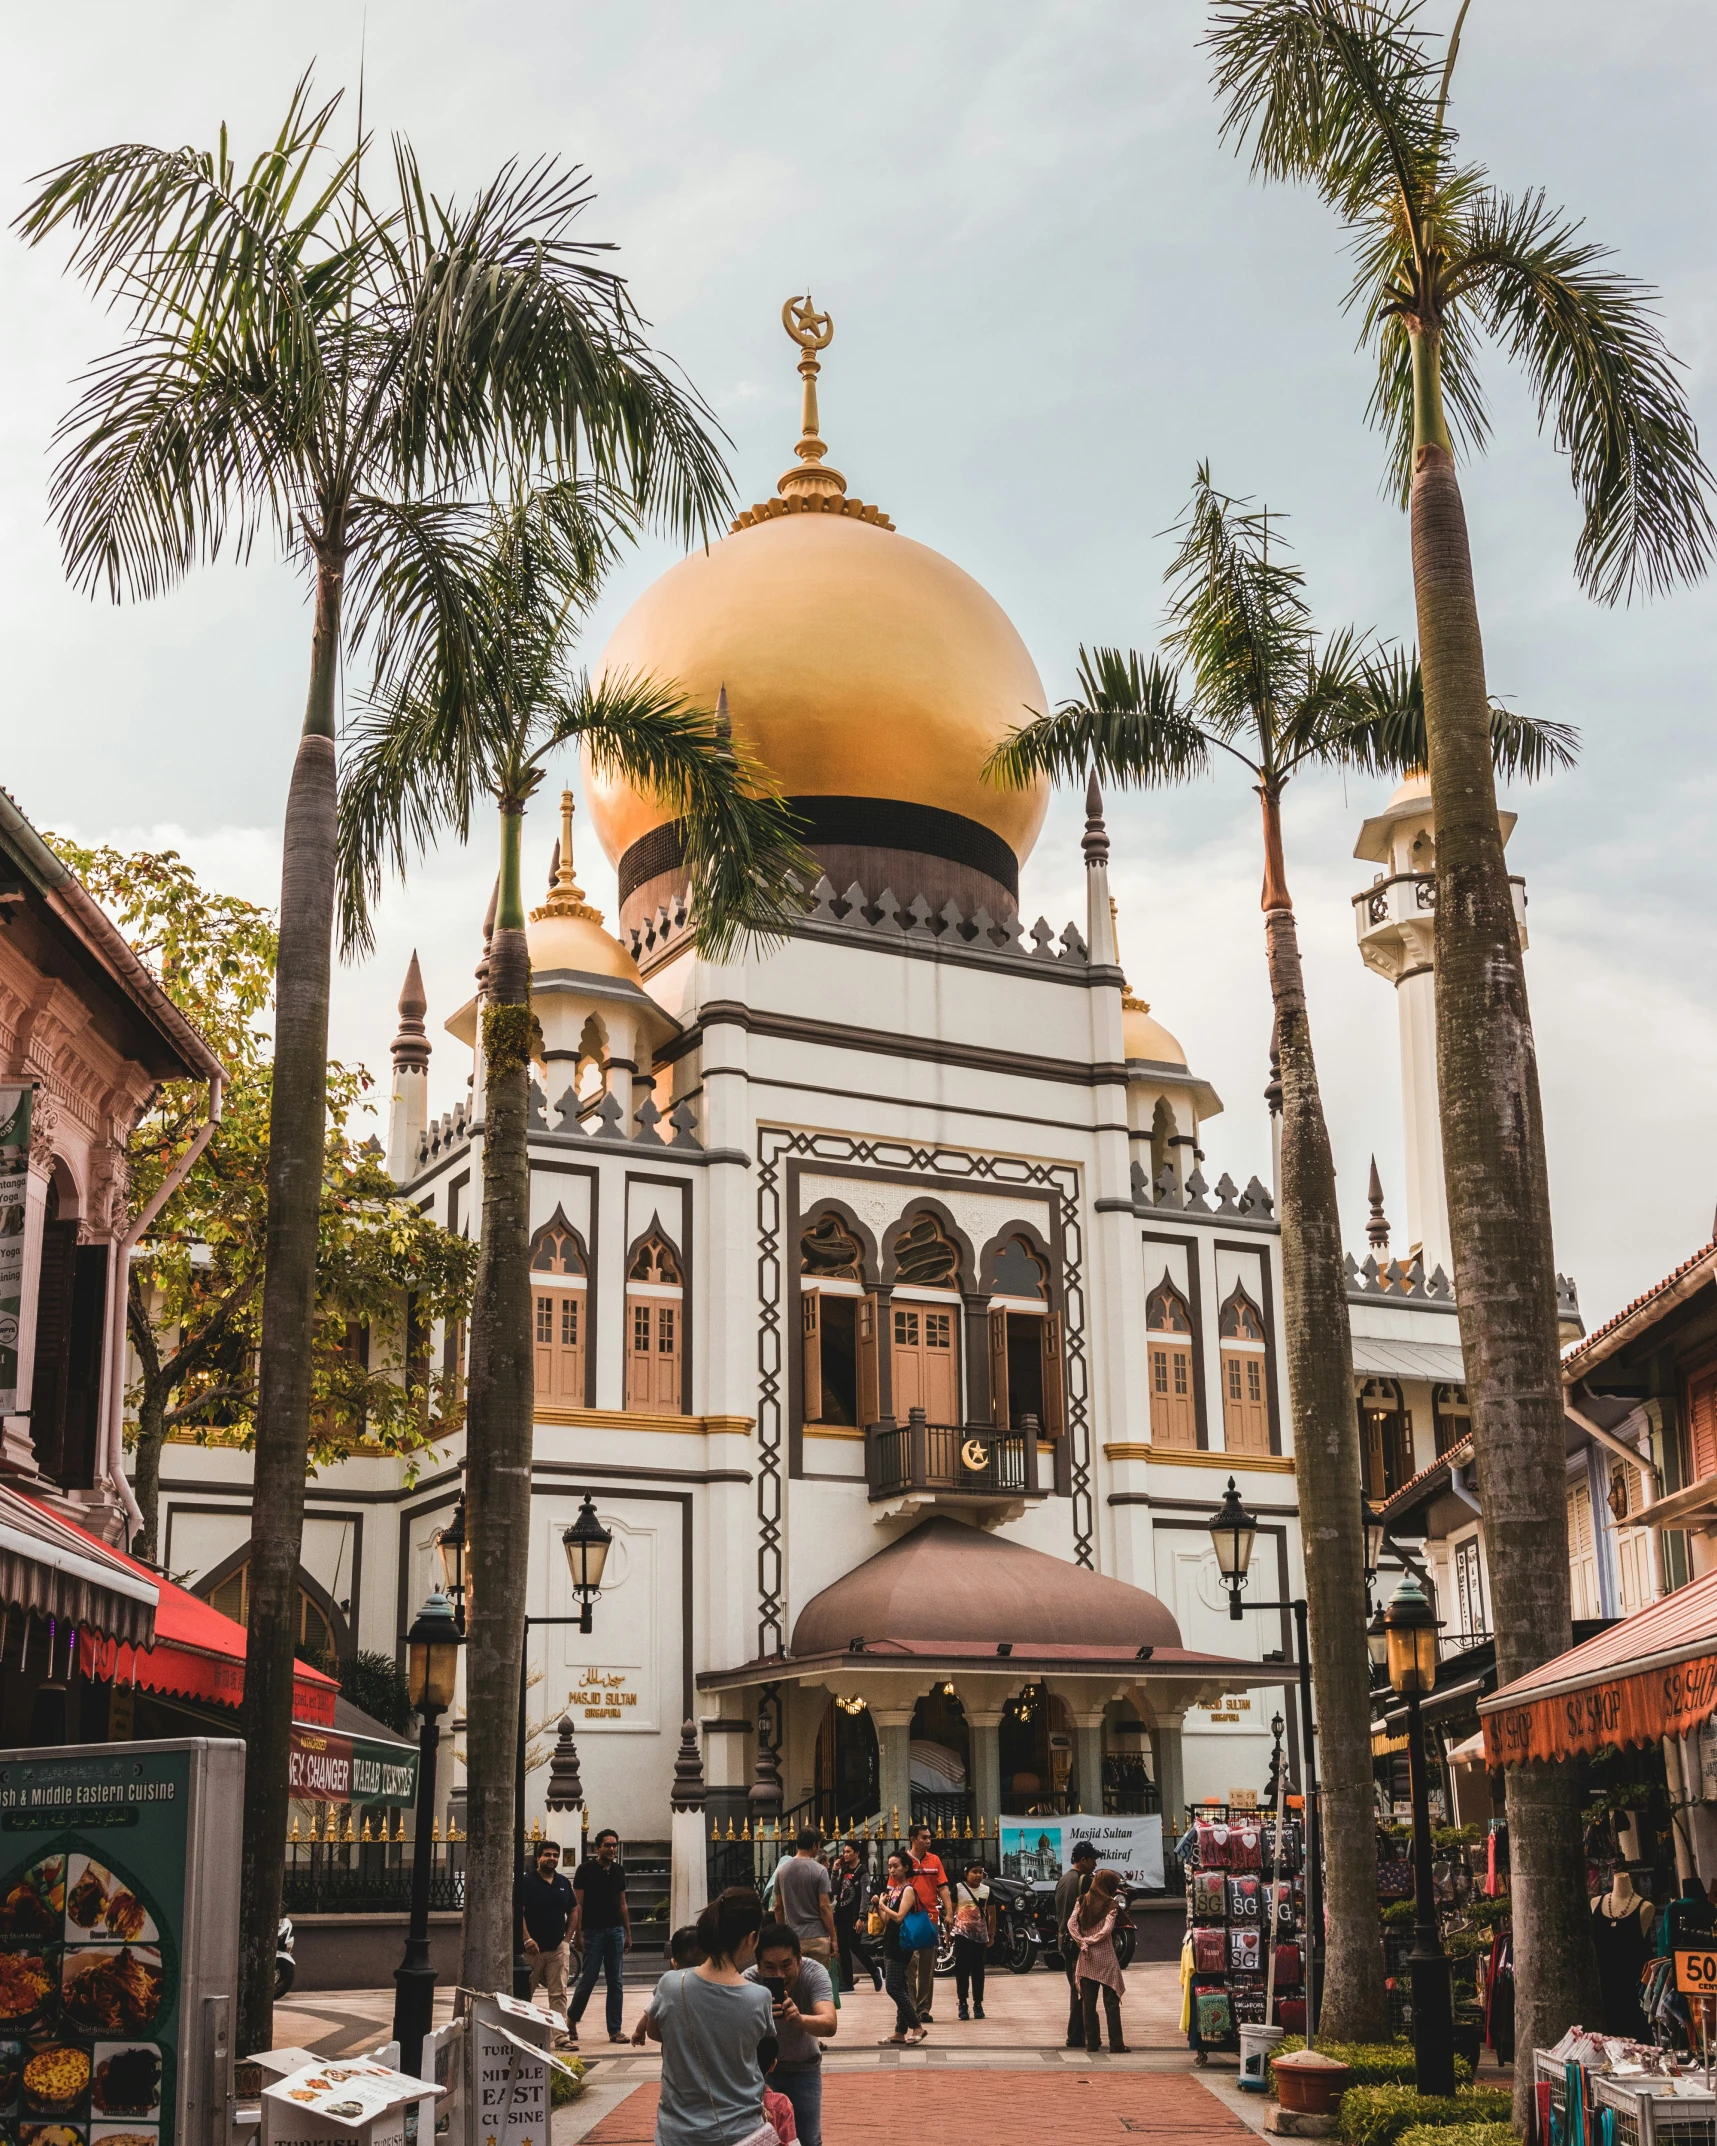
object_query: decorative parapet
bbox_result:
[1342,1251,1582,1328]
[1131,1160,1275,1223]
[413,1086,702,1172]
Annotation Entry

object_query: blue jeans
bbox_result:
[571,1924,625,2037]
[774,2063,822,2146]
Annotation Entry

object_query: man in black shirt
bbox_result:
[519,1840,575,2023]
[569,1828,631,2043]
[1053,1841,1097,2049]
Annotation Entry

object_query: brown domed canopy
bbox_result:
[791,1517,1183,1658]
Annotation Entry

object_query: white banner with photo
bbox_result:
[0,1087,30,1414]
[998,1813,1165,1892]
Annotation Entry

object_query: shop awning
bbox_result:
[1479,1568,1717,1766]
[290,1702,418,1806]
[104,1576,339,1725]
[0,1485,157,1648]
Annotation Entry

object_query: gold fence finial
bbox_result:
[778,295,846,506]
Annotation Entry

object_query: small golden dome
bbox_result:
[1124,1003,1188,1068]
[583,299,1048,879]
[528,791,642,985]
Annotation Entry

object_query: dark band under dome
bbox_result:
[617,795,1021,905]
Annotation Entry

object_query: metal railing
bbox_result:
[282,1824,466,1914]
[866,1410,1041,1502]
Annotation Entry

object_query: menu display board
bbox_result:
[0,1742,242,2146]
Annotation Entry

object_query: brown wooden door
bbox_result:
[627,1294,683,1413]
[1040,1311,1066,1439]
[29,1218,78,1477]
[801,1290,823,1423]
[989,1307,1009,1430]
[1221,1347,1270,1454]
[856,1294,880,1427]
[892,1303,958,1422]
[534,1286,585,1406]
[1689,1367,1717,1485]
[1148,1337,1196,1449]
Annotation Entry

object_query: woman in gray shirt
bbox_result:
[643,1889,775,2145]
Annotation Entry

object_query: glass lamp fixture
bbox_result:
[1384,1572,1441,1696]
[406,1589,463,1712]
[433,1496,467,1619]
[1208,1478,1259,1618]
[562,1494,613,1633]
[1363,1496,1386,1583]
[1367,1606,1391,1672]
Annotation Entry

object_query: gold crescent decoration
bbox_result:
[960,1438,990,1471]
[782,293,833,352]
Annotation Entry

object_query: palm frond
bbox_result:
[1162,464,1309,751]
[1205,0,1444,231]
[545,670,812,958]
[1320,647,1579,779]
[1448,188,1716,601]
[985,647,1209,791]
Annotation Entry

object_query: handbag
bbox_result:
[865,1908,884,1938]
[901,1907,938,1952]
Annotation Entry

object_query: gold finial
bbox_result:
[532,789,604,928]
[1110,897,1150,1015]
[778,295,845,506]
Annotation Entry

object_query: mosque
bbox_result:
[148,300,1573,1839]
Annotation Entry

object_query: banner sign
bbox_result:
[1481,1651,1717,1768]
[0,1738,243,2146]
[997,1815,1165,1892]
[288,1725,417,1808]
[1676,1949,1717,1995]
[0,1087,31,1414]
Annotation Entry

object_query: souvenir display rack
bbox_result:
[1178,1801,1305,2051]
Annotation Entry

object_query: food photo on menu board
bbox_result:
[0,1835,175,2146]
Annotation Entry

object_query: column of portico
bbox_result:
[871,1704,916,1836]
[1151,1711,1186,1834]
[961,1700,1009,1834]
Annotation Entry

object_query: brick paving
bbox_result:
[580,2069,1252,2142]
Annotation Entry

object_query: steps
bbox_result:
[623,1837,671,1955]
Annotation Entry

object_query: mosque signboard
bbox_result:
[998,1815,1164,1891]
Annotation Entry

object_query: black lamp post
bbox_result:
[511,1495,613,1996]
[393,1589,463,2077]
[1384,1572,1454,2097]
[1206,1478,1323,2036]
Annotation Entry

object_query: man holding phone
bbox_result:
[746,1922,836,2146]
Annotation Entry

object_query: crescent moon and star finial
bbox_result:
[777,291,847,503]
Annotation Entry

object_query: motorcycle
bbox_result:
[274,1916,296,2000]
[1030,1880,1146,1970]
[933,1872,1038,1977]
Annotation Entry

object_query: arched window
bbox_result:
[1150,1096,1177,1197]
[891,1213,960,1290]
[982,1235,1048,1300]
[983,1235,1064,1439]
[1218,1284,1270,1455]
[1145,1277,1196,1451]
[626,1223,684,1413]
[530,1210,588,1406]
[801,1212,863,1280]
[1433,1383,1470,1458]
[200,1555,347,1670]
[1358,1377,1414,1499]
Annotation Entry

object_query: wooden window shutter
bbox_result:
[1690,1370,1717,1485]
[856,1293,880,1427]
[801,1290,823,1424]
[989,1307,1009,1430]
[1041,1311,1066,1438]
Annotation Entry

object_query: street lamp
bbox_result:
[562,1495,613,1634]
[1367,1607,1391,1676]
[434,1496,467,1631]
[1204,1479,1324,2038]
[1362,1495,1386,1595]
[1384,1572,1454,2097]
[512,1494,611,1995]
[393,1590,464,2077]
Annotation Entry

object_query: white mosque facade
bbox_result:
[146,310,1574,1843]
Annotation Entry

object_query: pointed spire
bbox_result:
[1082,770,1110,867]
[1108,899,1149,1014]
[1367,1155,1391,1251]
[778,295,847,503]
[391,951,430,1073]
[530,790,604,927]
[715,682,732,742]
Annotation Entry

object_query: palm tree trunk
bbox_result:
[238,553,342,2056]
[1408,333,1599,2107]
[459,802,537,1993]
[1261,790,1388,2041]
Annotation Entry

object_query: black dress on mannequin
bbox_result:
[1591,1896,1652,2039]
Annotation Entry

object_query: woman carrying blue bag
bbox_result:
[875,1852,930,2046]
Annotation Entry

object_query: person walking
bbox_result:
[904,1823,951,2025]
[875,1852,926,2047]
[747,1923,837,2146]
[1053,1840,1097,2049]
[951,1860,995,2022]
[832,1842,881,1992]
[1068,1867,1128,2055]
[637,1888,776,2145]
[771,1827,839,1975]
[519,1839,575,2030]
[568,1827,631,2045]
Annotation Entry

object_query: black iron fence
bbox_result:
[281,1825,466,1914]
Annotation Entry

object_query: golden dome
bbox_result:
[583,300,1048,884]
[1124,1003,1188,1068]
[527,792,641,985]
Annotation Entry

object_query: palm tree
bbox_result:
[1204,0,1713,2071]
[18,81,729,2052]
[989,465,1573,2041]
[337,481,808,1990]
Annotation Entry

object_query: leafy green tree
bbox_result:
[49,843,474,1563]
[21,80,728,2049]
[1204,1,1712,2074]
[337,480,806,1992]
[989,464,1572,2042]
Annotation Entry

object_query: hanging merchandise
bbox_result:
[1180,1801,1305,2054]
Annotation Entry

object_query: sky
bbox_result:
[2,0,1714,1330]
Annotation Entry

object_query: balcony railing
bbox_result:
[865,1409,1044,1504]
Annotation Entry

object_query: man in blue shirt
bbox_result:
[519,1839,575,2026]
